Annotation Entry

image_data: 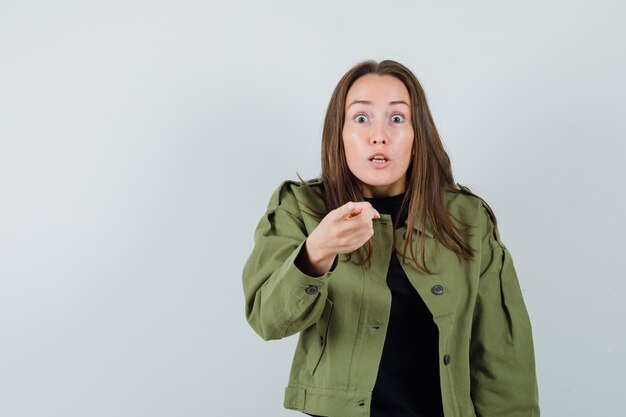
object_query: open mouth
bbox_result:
[369,157,389,163]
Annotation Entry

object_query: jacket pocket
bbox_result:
[305,297,333,376]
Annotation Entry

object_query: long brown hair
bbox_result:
[297,59,497,274]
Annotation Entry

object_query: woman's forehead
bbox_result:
[346,74,410,104]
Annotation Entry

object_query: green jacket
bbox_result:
[242,177,539,417]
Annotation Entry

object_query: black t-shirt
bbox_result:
[305,192,444,417]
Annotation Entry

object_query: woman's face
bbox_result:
[342,74,414,198]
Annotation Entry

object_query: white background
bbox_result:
[1,0,625,416]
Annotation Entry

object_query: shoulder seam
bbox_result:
[267,180,297,211]
[455,183,501,239]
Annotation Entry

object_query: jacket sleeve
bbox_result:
[241,180,337,341]
[469,202,540,417]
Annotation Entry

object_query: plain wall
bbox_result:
[1,0,625,416]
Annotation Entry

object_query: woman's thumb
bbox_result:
[341,201,358,217]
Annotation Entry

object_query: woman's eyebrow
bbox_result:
[347,100,409,108]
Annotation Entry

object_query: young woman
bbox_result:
[242,59,539,417]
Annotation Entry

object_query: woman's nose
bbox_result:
[371,136,386,144]
[369,120,388,144]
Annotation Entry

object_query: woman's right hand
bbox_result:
[295,202,380,276]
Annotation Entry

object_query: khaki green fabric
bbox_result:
[242,177,539,417]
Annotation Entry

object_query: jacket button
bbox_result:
[318,335,324,346]
[305,285,319,295]
[443,354,451,365]
[431,284,444,295]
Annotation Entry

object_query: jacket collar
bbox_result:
[368,190,435,239]
[404,217,435,239]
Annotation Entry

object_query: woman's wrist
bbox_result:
[295,235,336,277]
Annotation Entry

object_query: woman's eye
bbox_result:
[355,114,369,123]
[392,114,405,123]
